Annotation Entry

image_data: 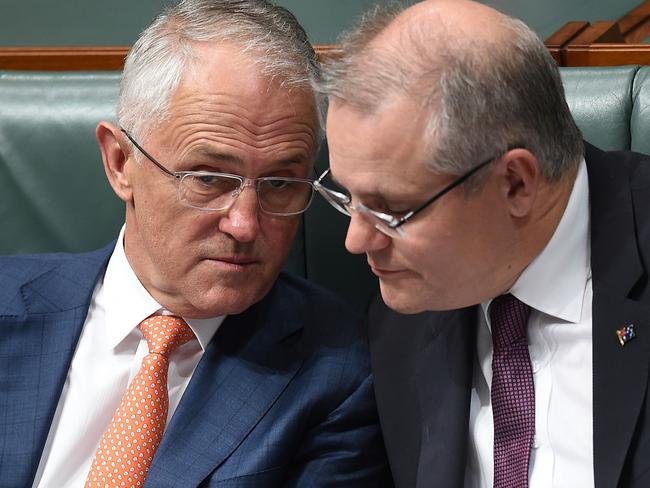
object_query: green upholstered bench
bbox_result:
[560,66,650,154]
[2,66,649,309]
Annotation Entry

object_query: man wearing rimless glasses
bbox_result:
[315,1,650,488]
[0,1,392,487]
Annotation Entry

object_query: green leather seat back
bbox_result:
[0,71,123,253]
[631,66,650,155]
[560,66,638,151]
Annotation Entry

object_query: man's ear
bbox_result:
[96,121,133,203]
[497,148,540,219]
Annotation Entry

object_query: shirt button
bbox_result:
[533,435,540,449]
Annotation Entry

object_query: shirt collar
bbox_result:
[481,158,591,324]
[103,225,225,350]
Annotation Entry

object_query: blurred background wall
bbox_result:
[0,0,642,46]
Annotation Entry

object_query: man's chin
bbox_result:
[190,287,270,318]
[379,282,429,315]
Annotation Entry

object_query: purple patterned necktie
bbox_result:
[490,294,534,488]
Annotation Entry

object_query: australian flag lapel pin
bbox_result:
[616,323,636,346]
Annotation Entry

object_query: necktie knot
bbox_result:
[139,315,195,358]
[489,293,531,352]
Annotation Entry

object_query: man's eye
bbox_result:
[183,174,240,194]
[386,206,409,216]
[369,200,401,214]
[266,179,290,190]
[371,202,409,216]
[198,175,219,185]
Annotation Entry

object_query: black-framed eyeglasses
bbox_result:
[121,128,315,216]
[314,148,523,238]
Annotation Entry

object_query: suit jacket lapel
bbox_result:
[591,289,650,488]
[146,280,305,487]
[368,298,475,488]
[415,307,476,488]
[587,145,650,488]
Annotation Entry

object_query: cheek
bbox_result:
[411,210,507,284]
[396,219,475,285]
[260,218,299,259]
[132,177,180,229]
[141,204,206,271]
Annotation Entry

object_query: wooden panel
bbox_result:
[544,1,650,65]
[620,16,650,43]
[563,43,650,66]
[622,0,650,16]
[545,21,590,64]
[3,42,649,71]
[619,15,650,38]
[545,21,590,47]
[569,21,624,45]
[618,0,650,32]
[315,45,340,60]
[0,47,129,70]
[0,45,340,71]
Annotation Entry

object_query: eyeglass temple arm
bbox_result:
[120,128,177,178]
[391,145,526,229]
[390,158,491,229]
[314,167,331,184]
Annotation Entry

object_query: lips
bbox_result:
[368,259,405,277]
[371,267,404,277]
[216,256,257,265]
[205,256,259,267]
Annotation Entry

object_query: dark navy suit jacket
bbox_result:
[0,243,392,487]
[368,144,650,488]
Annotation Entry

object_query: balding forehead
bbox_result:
[318,0,510,112]
[384,1,509,47]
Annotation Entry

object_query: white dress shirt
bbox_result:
[465,159,594,487]
[33,226,225,488]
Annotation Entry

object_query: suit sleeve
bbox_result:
[283,374,395,487]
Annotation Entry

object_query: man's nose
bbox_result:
[218,185,260,243]
[344,212,391,255]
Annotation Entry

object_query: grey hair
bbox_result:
[118,0,323,144]
[319,5,584,186]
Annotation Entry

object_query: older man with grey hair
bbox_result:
[316,0,650,487]
[0,1,392,486]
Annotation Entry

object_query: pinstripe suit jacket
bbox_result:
[0,243,392,487]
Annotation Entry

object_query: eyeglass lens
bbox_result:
[316,185,401,237]
[178,173,314,215]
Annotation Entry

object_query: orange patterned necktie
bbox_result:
[85,315,195,488]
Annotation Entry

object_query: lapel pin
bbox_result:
[616,323,636,346]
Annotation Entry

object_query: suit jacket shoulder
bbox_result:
[0,243,114,316]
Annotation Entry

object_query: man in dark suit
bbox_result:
[0,1,391,486]
[315,0,650,487]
